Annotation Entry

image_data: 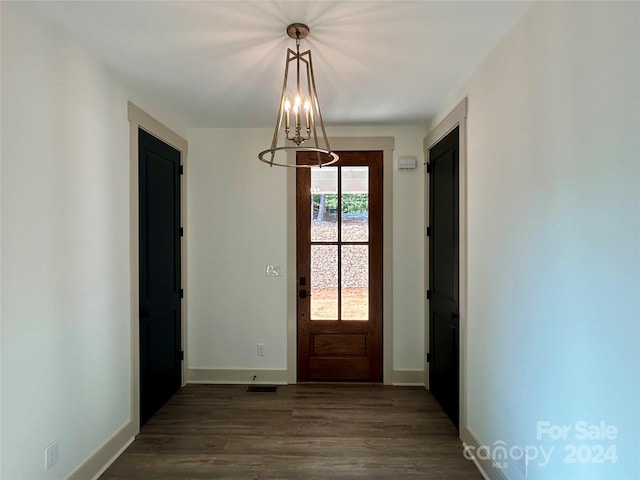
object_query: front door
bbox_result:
[428,127,460,428]
[139,128,182,425]
[296,151,383,381]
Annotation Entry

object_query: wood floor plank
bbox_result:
[102,453,479,480]
[126,433,229,454]
[100,384,482,479]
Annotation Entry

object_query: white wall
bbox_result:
[431,2,640,479]
[0,3,185,478]
[329,125,427,372]
[187,128,289,372]
[186,125,426,378]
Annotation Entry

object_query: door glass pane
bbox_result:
[311,167,338,242]
[341,167,369,241]
[341,245,369,321]
[311,245,338,320]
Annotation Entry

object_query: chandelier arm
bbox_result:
[302,55,315,147]
[296,52,311,144]
[296,36,301,107]
[302,58,321,166]
[294,33,302,140]
[265,49,296,166]
[285,48,298,144]
[307,49,334,159]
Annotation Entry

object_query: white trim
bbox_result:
[286,137,395,384]
[65,102,189,480]
[127,102,189,433]
[187,368,288,385]
[462,428,510,480]
[390,370,425,386]
[67,423,134,480]
[423,97,468,433]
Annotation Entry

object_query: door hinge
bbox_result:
[426,352,431,363]
[180,350,184,361]
[426,162,432,173]
[426,226,431,237]
[179,165,184,175]
[179,227,184,237]
[179,289,184,299]
[426,289,431,300]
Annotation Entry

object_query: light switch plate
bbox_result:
[266,265,281,276]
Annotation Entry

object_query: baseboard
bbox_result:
[67,420,136,480]
[187,368,288,385]
[390,369,425,386]
[461,425,509,480]
[187,368,424,387]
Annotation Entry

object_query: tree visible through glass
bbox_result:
[310,166,369,321]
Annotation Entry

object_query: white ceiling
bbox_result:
[24,1,533,128]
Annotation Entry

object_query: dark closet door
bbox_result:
[139,128,182,426]
[428,127,459,429]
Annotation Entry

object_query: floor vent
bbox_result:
[246,385,278,393]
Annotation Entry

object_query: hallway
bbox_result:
[100,384,481,479]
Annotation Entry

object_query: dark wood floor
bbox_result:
[100,384,482,479]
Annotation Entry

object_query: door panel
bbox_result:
[297,151,383,381]
[139,128,182,426]
[428,127,459,428]
[313,334,367,355]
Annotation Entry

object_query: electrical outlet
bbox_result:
[45,440,59,470]
[257,343,266,356]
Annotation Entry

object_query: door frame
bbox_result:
[423,98,468,436]
[128,102,188,431]
[295,152,384,381]
[286,137,394,384]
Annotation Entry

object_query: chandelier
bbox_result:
[258,23,339,168]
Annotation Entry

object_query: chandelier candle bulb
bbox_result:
[284,100,290,130]
[295,96,301,131]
